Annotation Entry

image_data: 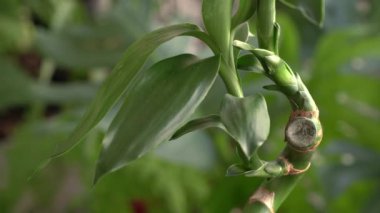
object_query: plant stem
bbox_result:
[244,0,322,212]
[256,0,276,52]
[220,60,244,97]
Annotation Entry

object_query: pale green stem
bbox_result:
[244,0,322,212]
[256,0,276,52]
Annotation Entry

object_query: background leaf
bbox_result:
[94,54,220,182]
[319,141,380,197]
[279,0,325,27]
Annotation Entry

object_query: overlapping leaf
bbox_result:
[220,94,270,159]
[53,23,202,157]
[231,0,257,29]
[171,115,226,140]
[94,54,220,182]
[202,0,233,55]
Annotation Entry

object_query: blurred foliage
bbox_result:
[0,0,379,212]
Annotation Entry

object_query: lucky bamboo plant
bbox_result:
[51,0,325,211]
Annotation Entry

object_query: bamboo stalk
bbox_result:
[243,0,323,212]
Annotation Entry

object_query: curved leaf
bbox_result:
[171,115,226,140]
[237,54,264,73]
[233,23,250,62]
[279,0,325,27]
[202,0,233,55]
[53,23,202,157]
[231,0,257,29]
[220,94,270,158]
[226,164,247,176]
[94,54,221,182]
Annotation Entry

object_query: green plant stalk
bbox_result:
[220,59,244,97]
[256,0,276,52]
[244,0,322,212]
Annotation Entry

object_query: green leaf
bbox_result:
[279,0,325,27]
[233,22,250,63]
[53,23,202,157]
[263,84,281,91]
[0,57,34,110]
[202,0,233,55]
[231,0,257,29]
[233,22,250,43]
[237,54,264,73]
[227,161,285,177]
[220,94,270,159]
[171,115,226,140]
[226,164,248,176]
[94,54,221,182]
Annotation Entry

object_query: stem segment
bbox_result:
[244,0,322,212]
[256,0,276,52]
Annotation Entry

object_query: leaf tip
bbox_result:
[93,163,107,185]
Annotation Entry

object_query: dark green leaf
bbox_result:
[227,161,284,177]
[53,23,202,157]
[220,94,270,158]
[94,54,221,182]
[232,0,257,29]
[263,84,281,91]
[273,22,280,54]
[237,54,264,73]
[171,115,226,140]
[279,0,325,27]
[0,58,33,109]
[202,0,233,55]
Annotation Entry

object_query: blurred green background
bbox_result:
[0,0,379,212]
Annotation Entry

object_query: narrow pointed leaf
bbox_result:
[279,0,325,27]
[171,115,226,140]
[220,94,270,158]
[237,54,264,73]
[263,84,281,91]
[234,22,250,43]
[226,164,248,176]
[233,23,250,62]
[202,0,233,55]
[53,24,201,157]
[94,54,221,182]
[273,22,281,54]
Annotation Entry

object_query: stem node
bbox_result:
[248,187,275,213]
